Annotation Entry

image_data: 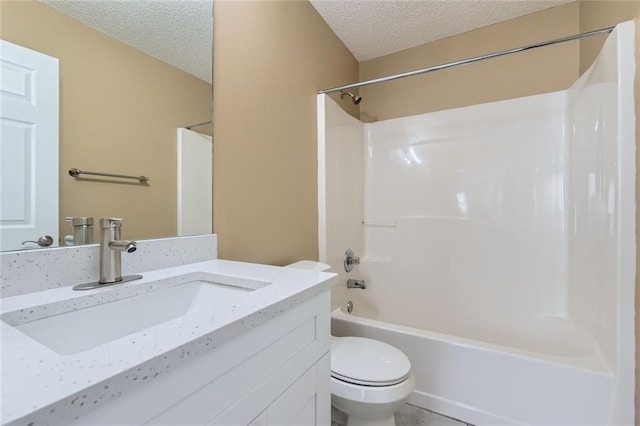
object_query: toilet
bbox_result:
[285,261,415,426]
[331,336,415,426]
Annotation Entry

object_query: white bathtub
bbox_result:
[331,308,614,425]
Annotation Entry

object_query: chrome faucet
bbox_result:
[73,218,142,290]
[99,218,137,283]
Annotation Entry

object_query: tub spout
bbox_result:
[347,279,367,289]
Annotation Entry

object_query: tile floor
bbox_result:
[395,404,472,426]
[332,403,472,426]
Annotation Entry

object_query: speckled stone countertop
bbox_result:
[0,260,337,426]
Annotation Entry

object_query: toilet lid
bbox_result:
[331,337,411,386]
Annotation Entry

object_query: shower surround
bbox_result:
[318,22,635,425]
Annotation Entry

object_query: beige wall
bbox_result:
[579,1,640,74]
[637,18,639,425]
[213,0,358,264]
[359,2,580,122]
[0,0,212,243]
[636,17,639,426]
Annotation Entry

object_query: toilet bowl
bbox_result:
[284,261,415,426]
[331,336,415,426]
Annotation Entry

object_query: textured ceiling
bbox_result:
[309,0,575,61]
[40,0,212,84]
[39,0,574,83]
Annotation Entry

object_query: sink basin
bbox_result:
[2,273,270,354]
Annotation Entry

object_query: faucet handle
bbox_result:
[99,218,123,229]
[344,249,360,272]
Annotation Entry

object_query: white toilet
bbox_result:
[285,261,415,426]
[331,336,415,426]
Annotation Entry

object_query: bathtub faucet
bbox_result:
[344,249,360,272]
[347,279,367,289]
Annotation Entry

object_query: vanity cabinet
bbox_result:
[70,291,331,426]
[217,353,329,426]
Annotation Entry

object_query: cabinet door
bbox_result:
[248,411,267,426]
[266,353,330,426]
[210,353,330,426]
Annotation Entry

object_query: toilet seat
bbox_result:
[331,372,416,405]
[331,337,411,387]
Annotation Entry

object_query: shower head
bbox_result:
[340,91,362,105]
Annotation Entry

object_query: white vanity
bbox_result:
[0,235,336,425]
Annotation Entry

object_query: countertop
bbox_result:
[0,259,336,425]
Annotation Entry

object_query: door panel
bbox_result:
[177,128,212,236]
[0,40,59,250]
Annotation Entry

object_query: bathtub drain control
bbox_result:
[347,300,353,313]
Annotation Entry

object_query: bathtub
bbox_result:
[320,21,635,425]
[331,308,615,425]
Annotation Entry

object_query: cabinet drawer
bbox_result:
[151,317,318,424]
[213,353,330,426]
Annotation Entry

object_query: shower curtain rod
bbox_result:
[318,26,614,94]
[184,120,213,130]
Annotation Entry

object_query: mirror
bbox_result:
[0,0,213,251]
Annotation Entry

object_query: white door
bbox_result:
[0,40,59,251]
[177,128,212,236]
